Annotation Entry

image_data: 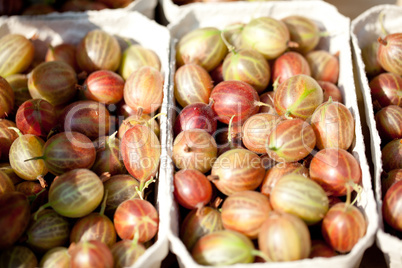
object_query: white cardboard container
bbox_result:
[159,0,321,24]
[167,1,379,267]
[0,10,171,268]
[351,5,402,267]
[123,0,158,19]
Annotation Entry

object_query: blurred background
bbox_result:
[326,0,401,19]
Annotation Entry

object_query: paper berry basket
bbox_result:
[0,9,171,268]
[165,1,378,267]
[351,4,402,268]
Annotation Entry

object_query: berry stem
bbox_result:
[8,127,23,137]
[227,115,236,148]
[207,175,219,182]
[208,98,214,106]
[195,205,204,217]
[108,131,118,145]
[221,23,244,33]
[195,202,205,212]
[48,44,55,54]
[147,113,166,127]
[287,41,299,48]
[345,183,351,208]
[378,11,389,36]
[284,111,293,119]
[99,190,108,216]
[211,196,223,209]
[220,31,237,54]
[135,177,155,200]
[24,155,45,162]
[27,188,46,204]
[254,101,272,108]
[34,202,53,221]
[251,249,271,262]
[47,126,60,140]
[136,180,145,200]
[123,38,133,47]
[100,172,111,183]
[136,107,144,118]
[184,144,191,153]
[319,31,330,37]
[344,181,363,210]
[350,182,363,207]
[37,175,47,188]
[378,37,387,46]
[132,230,140,247]
[273,76,280,91]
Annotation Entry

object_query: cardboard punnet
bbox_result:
[166,1,378,267]
[351,5,402,267]
[123,0,158,19]
[0,10,171,268]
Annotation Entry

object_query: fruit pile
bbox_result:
[0,28,163,267]
[362,19,402,237]
[0,0,136,16]
[172,15,368,265]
